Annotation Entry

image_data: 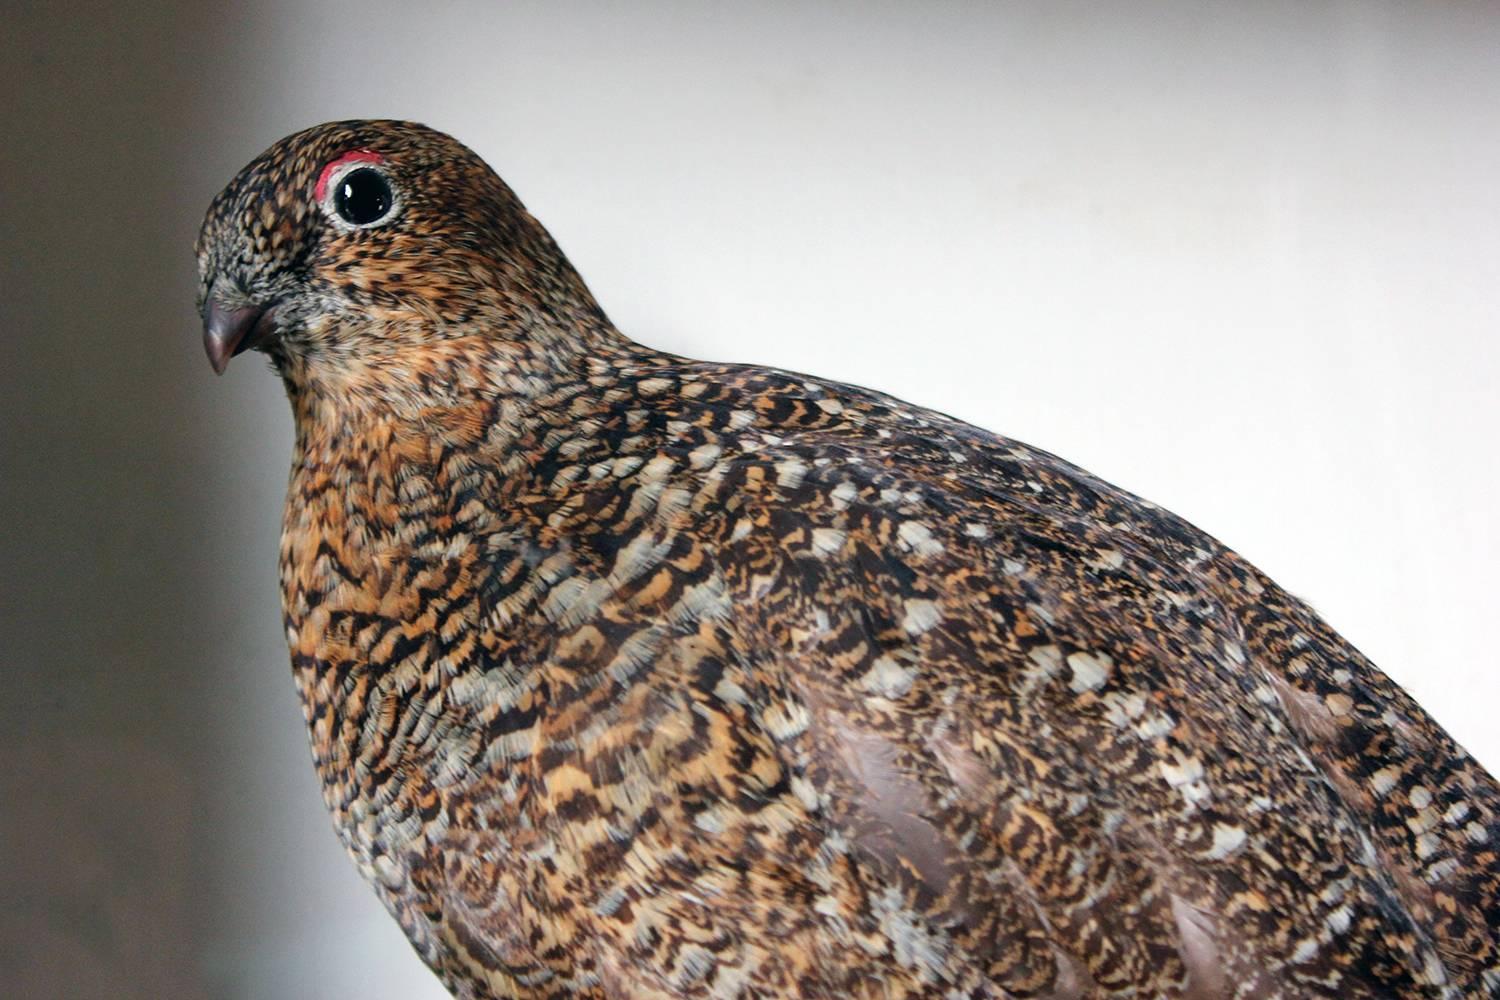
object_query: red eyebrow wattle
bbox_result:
[315,149,385,202]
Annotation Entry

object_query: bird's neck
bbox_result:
[277,335,579,786]
[277,325,668,645]
[279,307,647,419]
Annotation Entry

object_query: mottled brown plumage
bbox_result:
[197,120,1500,999]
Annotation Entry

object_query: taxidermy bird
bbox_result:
[197,120,1499,999]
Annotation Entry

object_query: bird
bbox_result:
[196,119,1499,1000]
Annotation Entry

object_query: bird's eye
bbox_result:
[333,167,394,226]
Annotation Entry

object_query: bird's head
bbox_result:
[195,120,609,398]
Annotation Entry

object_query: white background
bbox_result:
[5,3,1497,997]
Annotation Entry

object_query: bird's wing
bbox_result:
[1220,556,1500,989]
[679,367,1500,997]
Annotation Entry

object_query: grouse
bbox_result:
[197,120,1500,999]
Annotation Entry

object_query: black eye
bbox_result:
[334,167,393,226]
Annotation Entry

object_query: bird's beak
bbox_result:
[203,299,276,375]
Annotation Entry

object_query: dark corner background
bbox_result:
[3,3,244,997]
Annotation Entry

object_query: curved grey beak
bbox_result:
[203,300,273,375]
